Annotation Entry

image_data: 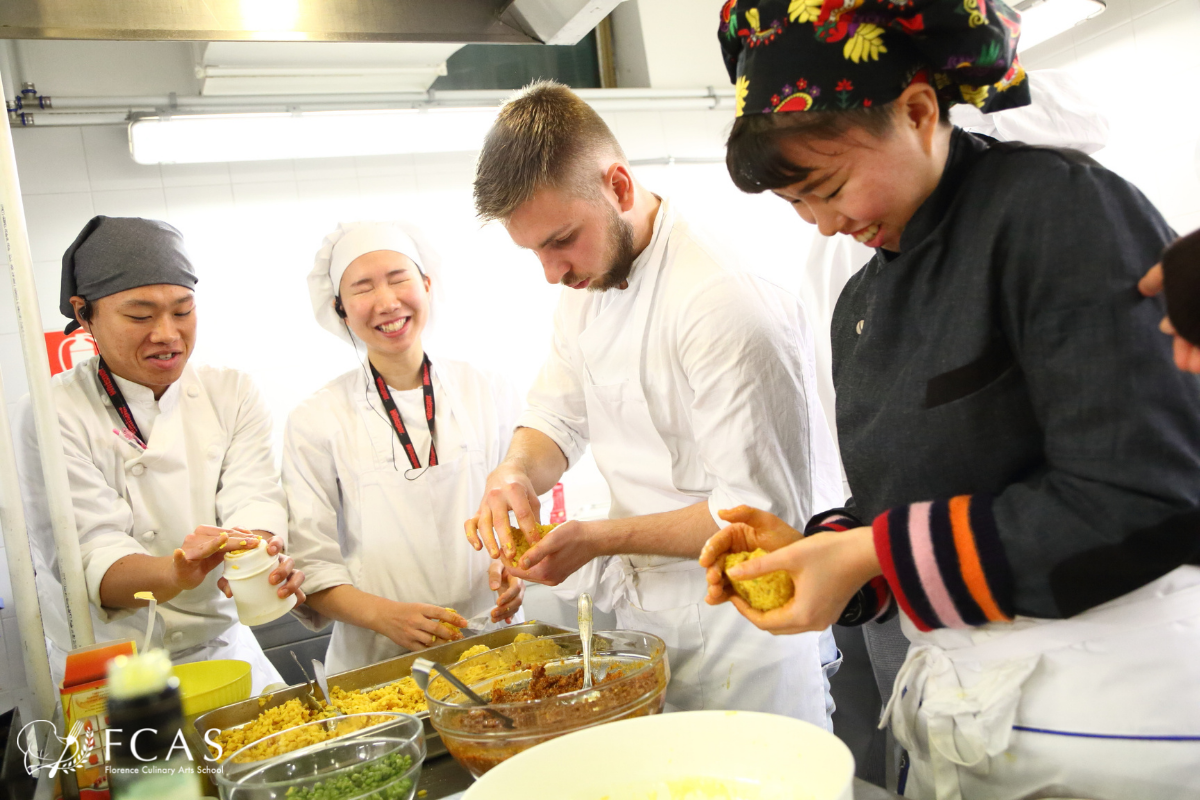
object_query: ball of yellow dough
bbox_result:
[504,523,558,567]
[724,549,794,611]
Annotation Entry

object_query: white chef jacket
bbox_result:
[15,357,288,687]
[521,203,843,532]
[519,197,844,720]
[282,357,524,673]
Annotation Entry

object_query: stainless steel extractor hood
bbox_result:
[0,0,625,45]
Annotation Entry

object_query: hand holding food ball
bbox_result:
[369,600,468,651]
[464,461,543,561]
[699,506,806,607]
[724,548,795,611]
[701,506,882,635]
[502,521,597,587]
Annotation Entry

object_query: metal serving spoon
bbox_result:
[578,593,594,690]
[289,651,329,715]
[311,658,344,715]
[411,657,515,729]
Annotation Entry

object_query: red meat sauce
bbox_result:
[439,661,666,776]
[487,663,622,704]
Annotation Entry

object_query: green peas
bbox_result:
[285,752,415,800]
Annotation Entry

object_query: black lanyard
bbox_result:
[97,356,147,448]
[370,355,438,470]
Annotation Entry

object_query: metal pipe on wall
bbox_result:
[0,61,95,652]
[0,364,57,725]
[46,86,733,110]
[17,96,734,131]
[0,40,20,105]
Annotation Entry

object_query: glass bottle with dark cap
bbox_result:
[106,650,203,800]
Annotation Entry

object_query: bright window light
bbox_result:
[1016,0,1106,52]
[128,107,500,164]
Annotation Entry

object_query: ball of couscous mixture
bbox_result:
[724,549,794,611]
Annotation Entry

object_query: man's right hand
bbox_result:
[464,461,543,560]
[368,600,467,652]
[170,525,259,593]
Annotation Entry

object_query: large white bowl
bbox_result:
[463,709,854,800]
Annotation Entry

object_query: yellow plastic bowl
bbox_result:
[172,660,252,717]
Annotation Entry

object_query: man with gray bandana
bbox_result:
[15,216,304,691]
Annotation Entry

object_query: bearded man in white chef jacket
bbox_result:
[16,216,305,692]
[465,82,844,723]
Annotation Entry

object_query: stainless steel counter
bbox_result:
[419,753,905,799]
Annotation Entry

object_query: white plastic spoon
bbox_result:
[134,591,157,652]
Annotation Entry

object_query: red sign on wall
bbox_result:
[45,330,98,376]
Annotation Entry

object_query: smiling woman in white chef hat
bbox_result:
[283,221,525,673]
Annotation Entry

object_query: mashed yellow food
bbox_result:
[458,643,491,660]
[501,523,558,567]
[724,549,794,611]
[214,641,504,761]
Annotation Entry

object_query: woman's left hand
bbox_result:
[489,560,524,623]
[699,506,807,606]
[719,524,883,635]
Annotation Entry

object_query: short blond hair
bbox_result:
[473,81,626,222]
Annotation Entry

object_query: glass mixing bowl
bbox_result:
[425,630,669,778]
[215,713,425,800]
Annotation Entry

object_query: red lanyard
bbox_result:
[370,355,438,470]
[97,357,147,448]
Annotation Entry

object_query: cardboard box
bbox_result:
[59,640,136,800]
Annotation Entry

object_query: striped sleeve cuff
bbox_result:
[805,508,862,534]
[872,494,1015,631]
[804,508,895,626]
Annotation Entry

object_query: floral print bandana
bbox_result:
[720,0,1031,117]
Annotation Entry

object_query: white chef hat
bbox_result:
[309,221,443,343]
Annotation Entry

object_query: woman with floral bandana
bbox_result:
[700,1,1200,797]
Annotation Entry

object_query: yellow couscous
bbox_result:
[724,549,794,611]
[214,641,504,761]
[503,524,557,567]
[458,643,491,661]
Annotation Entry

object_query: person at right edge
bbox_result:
[700,1,1200,799]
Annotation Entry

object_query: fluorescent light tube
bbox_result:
[1016,0,1106,52]
[129,106,499,164]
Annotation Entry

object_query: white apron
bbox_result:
[576,208,832,726]
[881,565,1200,800]
[325,366,505,674]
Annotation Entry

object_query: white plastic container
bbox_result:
[223,539,297,627]
[463,710,855,800]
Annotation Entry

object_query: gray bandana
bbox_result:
[60,216,198,333]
